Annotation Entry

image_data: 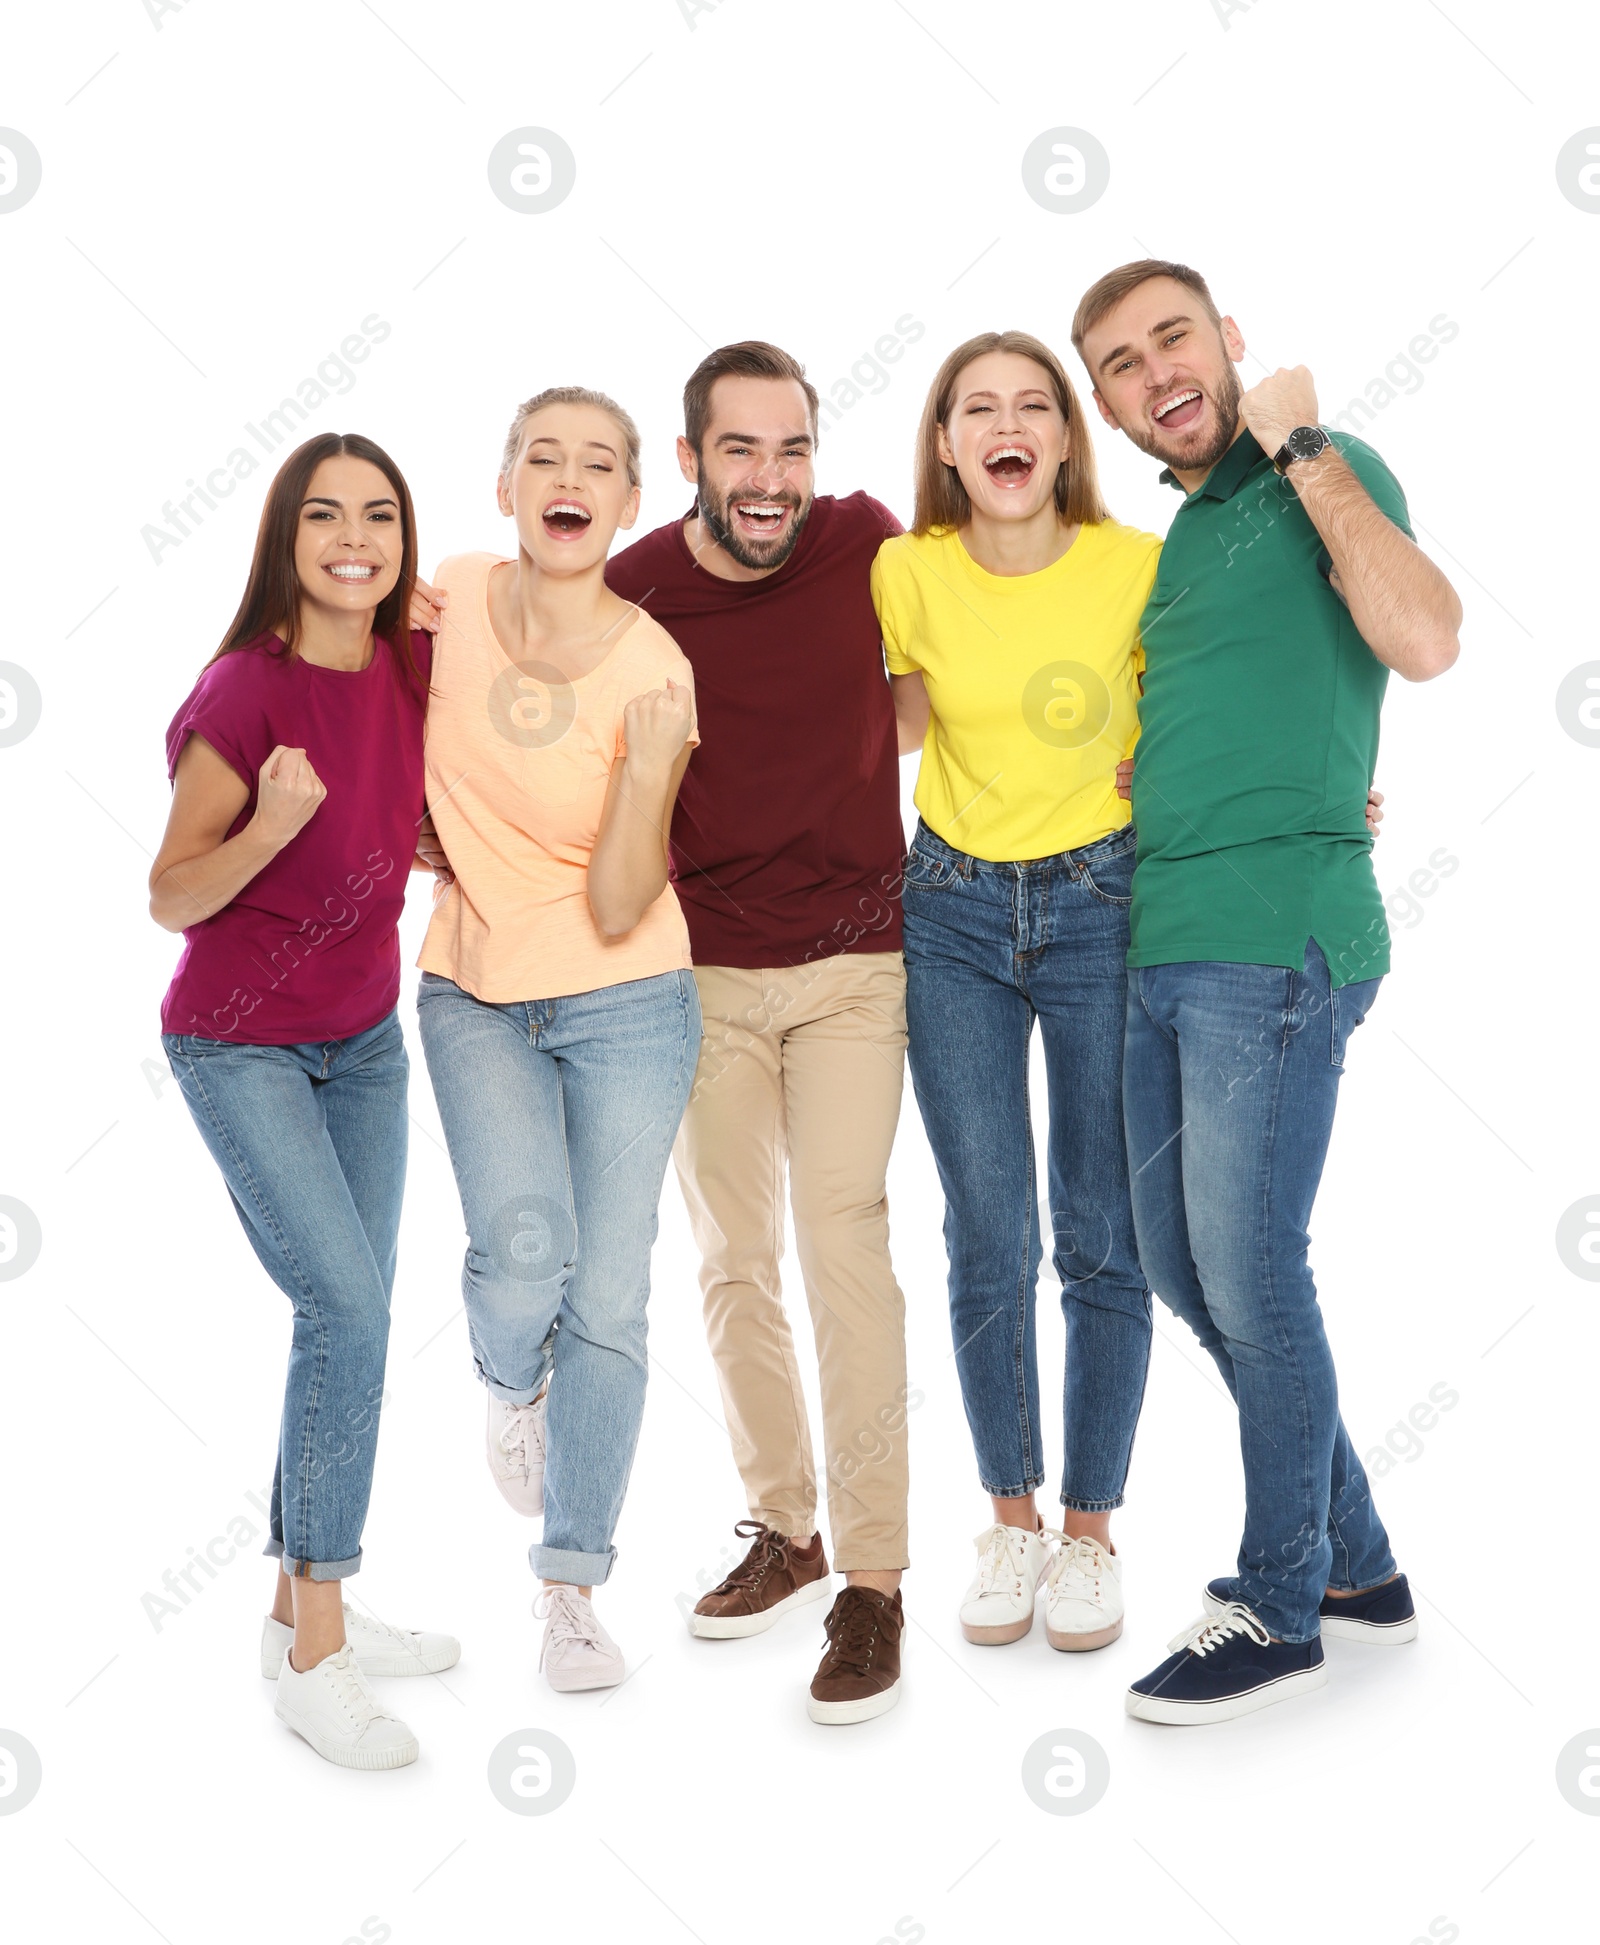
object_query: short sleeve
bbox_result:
[165,652,271,787]
[1319,435,1414,581]
[615,624,700,754]
[871,540,918,677]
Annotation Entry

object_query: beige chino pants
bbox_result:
[675,953,910,1571]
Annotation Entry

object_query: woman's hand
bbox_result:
[1116,760,1384,837]
[415,811,454,885]
[622,679,695,773]
[410,577,447,635]
[251,745,326,849]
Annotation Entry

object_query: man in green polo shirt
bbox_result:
[1073,259,1461,1726]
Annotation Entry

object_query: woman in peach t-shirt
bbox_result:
[414,386,701,1693]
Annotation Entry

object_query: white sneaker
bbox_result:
[1041,1533,1124,1651]
[536,1585,625,1692]
[487,1389,547,1515]
[274,1644,419,1770]
[260,1605,461,1680]
[958,1523,1052,1644]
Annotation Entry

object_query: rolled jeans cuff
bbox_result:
[267,1538,363,1581]
[481,1362,552,1408]
[534,1542,617,1587]
[1060,1493,1125,1514]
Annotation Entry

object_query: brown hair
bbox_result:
[500,385,642,487]
[1071,259,1222,360]
[210,432,423,695]
[682,341,820,454]
[911,330,1108,536]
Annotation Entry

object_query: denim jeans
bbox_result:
[902,820,1152,1510]
[1122,941,1396,1642]
[162,1011,408,1579]
[417,969,701,1586]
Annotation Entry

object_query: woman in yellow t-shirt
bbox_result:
[871,331,1158,1657]
[413,387,702,1695]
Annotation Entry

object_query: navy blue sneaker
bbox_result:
[1126,1604,1327,1724]
[1202,1572,1417,1644]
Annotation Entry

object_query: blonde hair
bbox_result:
[912,330,1108,536]
[500,385,642,487]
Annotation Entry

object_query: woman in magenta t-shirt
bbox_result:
[150,432,456,1773]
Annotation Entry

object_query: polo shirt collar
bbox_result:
[1158,428,1268,502]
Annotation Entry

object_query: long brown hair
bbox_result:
[911,330,1108,536]
[209,432,423,694]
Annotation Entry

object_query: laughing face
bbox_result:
[1081,275,1246,479]
[935,350,1072,525]
[680,374,815,574]
[499,401,641,572]
[294,455,404,621]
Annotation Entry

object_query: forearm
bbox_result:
[1288,450,1461,680]
[149,821,281,932]
[587,755,675,937]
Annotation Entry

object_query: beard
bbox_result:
[698,479,811,572]
[1124,360,1244,474]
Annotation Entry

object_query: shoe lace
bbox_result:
[323,1645,386,1727]
[712,1521,792,1595]
[497,1393,547,1470]
[818,1589,887,1677]
[1041,1533,1109,1592]
[1168,1601,1271,1657]
[535,1586,602,1666]
[972,1524,1030,1600]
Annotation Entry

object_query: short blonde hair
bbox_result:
[912,330,1108,536]
[500,385,642,487]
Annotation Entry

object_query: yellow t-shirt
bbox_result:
[872,520,1161,863]
[419,552,697,1002]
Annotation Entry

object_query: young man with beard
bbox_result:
[604,342,912,1725]
[1074,262,1461,1724]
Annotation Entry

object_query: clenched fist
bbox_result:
[622,679,695,772]
[253,744,326,850]
[1238,365,1321,459]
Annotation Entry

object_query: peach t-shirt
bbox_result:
[419,552,697,1002]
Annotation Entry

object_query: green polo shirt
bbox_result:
[1130,428,1412,989]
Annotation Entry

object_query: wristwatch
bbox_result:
[1272,424,1332,474]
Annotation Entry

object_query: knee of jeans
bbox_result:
[465,1244,572,1310]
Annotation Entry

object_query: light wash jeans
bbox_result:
[162,1011,408,1578]
[1122,940,1396,1641]
[418,969,701,1586]
[902,819,1152,1511]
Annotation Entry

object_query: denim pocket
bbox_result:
[1330,975,1382,1067]
[901,844,959,892]
[1079,837,1135,907]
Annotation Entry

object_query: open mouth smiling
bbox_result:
[982,445,1036,485]
[542,500,593,536]
[324,561,380,582]
[732,499,792,535]
[1152,389,1205,431]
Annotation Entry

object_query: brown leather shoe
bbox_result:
[690,1522,832,1639]
[807,1586,903,1723]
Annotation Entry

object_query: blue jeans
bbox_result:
[1123,941,1397,1642]
[417,969,701,1586]
[902,820,1152,1510]
[162,1011,408,1579]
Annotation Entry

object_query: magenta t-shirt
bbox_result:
[160,632,431,1045]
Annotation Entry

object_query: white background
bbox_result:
[1,2,1594,1941]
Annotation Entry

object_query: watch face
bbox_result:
[1287,425,1327,458]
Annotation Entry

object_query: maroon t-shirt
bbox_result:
[160,632,431,1044]
[606,493,905,968]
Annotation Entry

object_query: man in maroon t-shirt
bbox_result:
[606,342,910,1725]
